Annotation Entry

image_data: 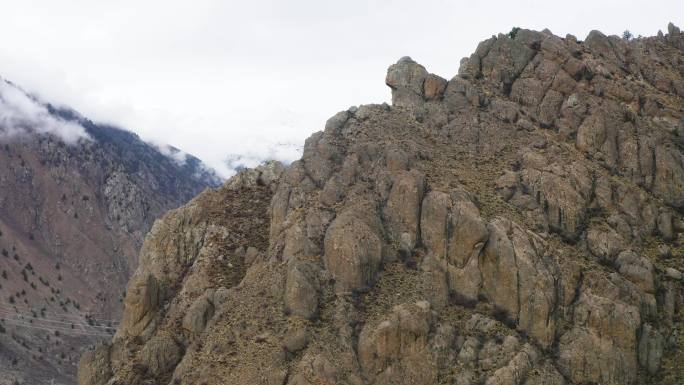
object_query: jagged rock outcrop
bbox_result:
[80,23,684,385]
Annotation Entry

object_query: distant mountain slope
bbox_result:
[0,80,221,385]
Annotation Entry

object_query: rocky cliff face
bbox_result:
[82,23,684,385]
[0,82,221,385]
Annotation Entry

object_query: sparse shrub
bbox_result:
[508,26,521,39]
[623,30,633,40]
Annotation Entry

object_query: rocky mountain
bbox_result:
[0,81,221,385]
[80,23,684,385]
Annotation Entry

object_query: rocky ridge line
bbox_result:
[80,23,684,385]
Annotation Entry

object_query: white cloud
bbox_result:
[0,1,680,175]
[0,80,89,144]
[149,140,190,166]
[225,141,302,176]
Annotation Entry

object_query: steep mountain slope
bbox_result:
[0,81,221,385]
[82,23,684,385]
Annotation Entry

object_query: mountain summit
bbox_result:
[0,80,221,385]
[81,23,684,385]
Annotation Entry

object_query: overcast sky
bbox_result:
[0,0,681,176]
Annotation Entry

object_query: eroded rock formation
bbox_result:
[80,24,684,385]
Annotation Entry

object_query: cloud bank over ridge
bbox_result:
[0,80,89,144]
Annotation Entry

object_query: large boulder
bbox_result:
[358,301,437,384]
[586,225,625,263]
[420,190,488,305]
[615,251,655,294]
[484,344,539,385]
[77,344,112,385]
[323,205,383,292]
[423,73,448,101]
[284,260,321,319]
[519,159,592,241]
[481,218,557,347]
[511,225,557,348]
[558,291,641,384]
[386,56,429,108]
[480,218,520,323]
[476,34,537,93]
[138,334,184,378]
[383,169,426,255]
[653,145,684,208]
[448,193,489,268]
[182,290,215,334]
[638,323,664,375]
[118,273,160,338]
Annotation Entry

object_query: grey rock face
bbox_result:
[284,261,320,319]
[638,323,664,375]
[119,273,160,338]
[386,57,429,108]
[77,344,112,385]
[383,169,425,255]
[358,301,437,384]
[324,206,383,292]
[182,290,215,334]
[87,23,684,385]
[386,56,450,110]
[139,334,183,377]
